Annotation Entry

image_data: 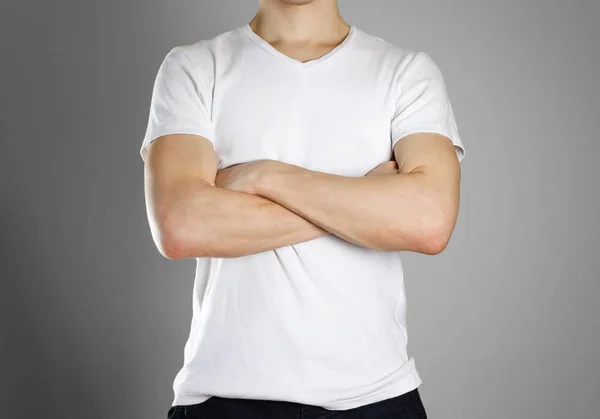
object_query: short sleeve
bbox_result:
[140,46,214,162]
[390,51,465,163]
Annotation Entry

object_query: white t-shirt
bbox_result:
[141,24,465,411]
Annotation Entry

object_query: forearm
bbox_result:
[255,162,453,253]
[161,177,329,259]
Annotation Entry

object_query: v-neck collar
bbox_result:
[241,23,358,69]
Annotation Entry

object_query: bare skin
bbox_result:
[143,132,399,259]
[215,133,461,254]
[142,0,461,259]
[249,0,350,64]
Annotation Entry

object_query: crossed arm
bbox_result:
[143,132,461,259]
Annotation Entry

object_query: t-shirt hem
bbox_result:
[170,367,423,410]
[323,368,423,411]
[172,392,211,407]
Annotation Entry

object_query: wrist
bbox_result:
[255,160,302,198]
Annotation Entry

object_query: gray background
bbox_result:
[1,0,598,418]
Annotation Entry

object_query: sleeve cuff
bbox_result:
[140,126,215,162]
[392,124,465,163]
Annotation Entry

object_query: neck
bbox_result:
[250,0,348,45]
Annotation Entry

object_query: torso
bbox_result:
[168,24,425,410]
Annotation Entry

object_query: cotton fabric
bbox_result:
[141,23,465,411]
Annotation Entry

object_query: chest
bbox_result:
[211,60,395,177]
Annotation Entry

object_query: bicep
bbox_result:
[143,134,217,240]
[393,132,461,221]
[144,133,217,186]
[393,131,460,178]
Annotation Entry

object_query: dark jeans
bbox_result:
[166,387,427,419]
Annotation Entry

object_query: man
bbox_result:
[141,0,465,418]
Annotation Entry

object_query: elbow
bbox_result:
[158,216,239,259]
[157,214,243,259]
[417,227,452,255]
[159,228,214,260]
[413,197,458,255]
[160,232,243,259]
[380,214,454,255]
[375,229,450,254]
[414,212,455,255]
[152,219,186,260]
[369,193,458,253]
[158,232,187,260]
[154,212,210,260]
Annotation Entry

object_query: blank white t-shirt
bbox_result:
[141,24,465,411]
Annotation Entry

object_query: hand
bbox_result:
[215,160,275,194]
[365,160,399,177]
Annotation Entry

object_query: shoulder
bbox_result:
[353,28,441,75]
[352,28,416,63]
[162,26,245,71]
